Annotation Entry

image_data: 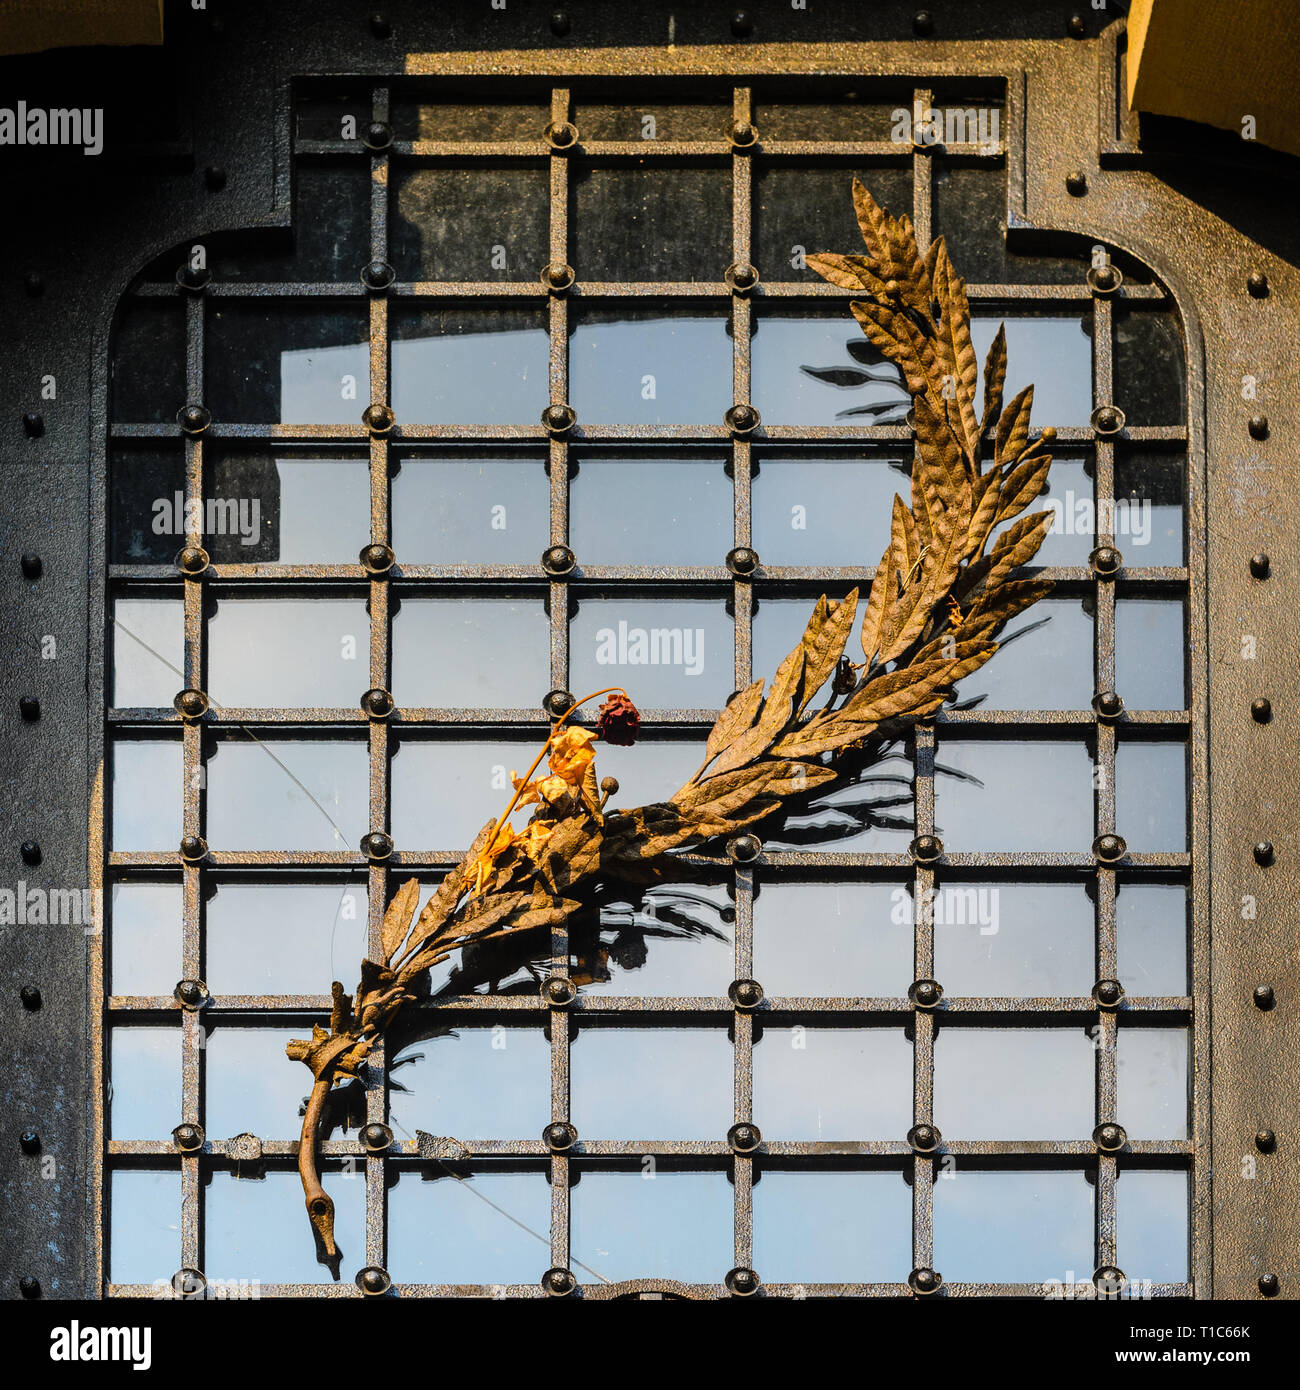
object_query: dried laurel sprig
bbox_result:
[288,181,1057,1264]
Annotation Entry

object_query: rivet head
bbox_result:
[544,975,577,1007]
[18,696,40,721]
[177,404,211,435]
[541,543,577,576]
[1090,544,1123,576]
[1247,271,1270,298]
[729,978,764,1010]
[356,1266,391,1296]
[179,836,208,864]
[172,1123,204,1153]
[1068,13,1087,37]
[20,841,41,867]
[1094,1266,1126,1294]
[549,10,571,38]
[730,8,754,38]
[22,412,44,438]
[19,1130,40,1155]
[172,1268,207,1299]
[1255,1128,1276,1153]
[1248,414,1269,440]
[1093,833,1127,863]
[1093,689,1124,720]
[728,1122,762,1153]
[175,262,211,292]
[177,545,210,575]
[1258,1273,1279,1297]
[1249,552,1271,579]
[18,1276,40,1298]
[363,121,392,152]
[1093,1122,1127,1153]
[369,12,392,39]
[21,553,42,578]
[545,121,578,149]
[542,1267,576,1296]
[1090,404,1125,437]
[175,978,208,1008]
[910,834,943,863]
[362,831,394,861]
[727,833,762,863]
[909,1266,943,1296]
[913,10,935,37]
[1253,984,1275,1010]
[725,403,760,434]
[909,978,943,1010]
[1251,697,1272,723]
[726,545,759,575]
[1086,262,1122,295]
[541,262,574,292]
[542,403,577,435]
[1253,841,1275,867]
[1065,169,1088,196]
[725,1267,760,1297]
[361,688,394,719]
[728,119,758,148]
[360,1122,393,1153]
[173,689,209,720]
[20,985,41,1010]
[360,259,395,292]
[1094,978,1125,1008]
[725,262,759,293]
[542,689,575,718]
[360,542,395,574]
[362,402,394,435]
[908,1123,942,1154]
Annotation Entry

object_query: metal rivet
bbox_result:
[18,1276,40,1298]
[360,1122,393,1153]
[909,978,943,1010]
[1251,697,1272,723]
[177,545,210,576]
[725,1267,760,1297]
[729,978,764,1010]
[172,1123,204,1153]
[913,10,935,36]
[1253,841,1275,867]
[544,975,576,1007]
[1253,984,1275,1011]
[1255,1129,1276,1153]
[542,1267,576,1296]
[541,262,574,292]
[909,1267,943,1296]
[369,12,391,38]
[22,412,44,438]
[545,121,578,149]
[20,841,41,867]
[1247,271,1270,298]
[20,1130,40,1155]
[179,836,208,865]
[363,121,392,152]
[172,1268,207,1299]
[24,272,44,297]
[544,1122,577,1152]
[1090,544,1123,576]
[1086,262,1122,295]
[173,689,209,720]
[542,689,575,718]
[1065,169,1088,196]
[1258,1273,1279,1297]
[549,10,571,37]
[20,985,41,1010]
[1068,14,1087,37]
[728,119,758,149]
[360,259,395,292]
[726,546,758,575]
[21,553,42,578]
[725,403,760,433]
[175,978,208,1008]
[1094,978,1125,1009]
[542,402,577,435]
[1093,833,1127,863]
[360,542,395,574]
[361,688,394,719]
[908,1123,942,1154]
[1093,1122,1127,1153]
[362,831,394,861]
[910,834,943,863]
[1248,414,1269,440]
[541,543,577,576]
[727,1122,762,1153]
[19,696,40,722]
[1091,404,1125,437]
[177,404,211,436]
[362,402,395,435]
[730,8,753,37]
[1094,1266,1125,1294]
[356,1266,391,1296]
[725,262,759,293]
[727,833,762,863]
[1092,689,1124,721]
[176,262,211,292]
[1249,552,1271,579]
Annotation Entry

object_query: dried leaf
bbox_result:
[799,588,859,713]
[702,679,764,767]
[380,878,421,965]
[980,324,1007,437]
[995,449,1053,526]
[994,385,1034,465]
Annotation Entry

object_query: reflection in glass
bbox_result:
[391,739,542,849]
[205,1026,318,1139]
[391,457,549,564]
[570,457,732,566]
[111,299,185,421]
[935,739,1094,852]
[1116,882,1187,996]
[754,1171,912,1283]
[752,313,907,427]
[752,881,913,996]
[751,455,906,566]
[112,598,185,707]
[1117,1169,1189,1283]
[570,1028,732,1140]
[110,1027,180,1138]
[934,1027,1093,1138]
[1116,601,1185,711]
[388,1169,552,1284]
[1117,1028,1189,1139]
[391,597,550,708]
[1115,309,1186,426]
[570,1170,734,1284]
[1116,742,1186,852]
[935,883,1093,996]
[956,598,1094,711]
[207,598,369,708]
[206,883,367,995]
[754,1027,912,1139]
[111,741,182,852]
[763,746,916,853]
[110,1169,181,1285]
[110,883,183,995]
[111,446,186,563]
[205,739,367,851]
[934,1170,1093,1283]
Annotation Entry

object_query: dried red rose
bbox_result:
[596,692,641,746]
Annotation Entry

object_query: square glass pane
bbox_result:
[571,164,730,281]
[1116,600,1185,710]
[111,299,185,422]
[205,1025,319,1139]
[935,739,1095,852]
[391,597,550,708]
[570,1170,734,1284]
[388,1169,552,1285]
[1116,741,1187,852]
[389,1025,550,1140]
[934,1027,1093,1139]
[956,597,1093,711]
[110,882,183,995]
[204,1169,364,1285]
[109,1169,181,1287]
[111,740,182,851]
[752,880,913,997]
[754,1027,912,1140]
[1117,1028,1189,1140]
[112,597,184,706]
[1116,882,1188,996]
[1115,450,1185,566]
[569,597,734,708]
[570,456,732,566]
[111,446,186,563]
[762,745,916,854]
[751,455,907,567]
[570,1027,732,1140]
[1005,453,1094,566]
[391,456,549,564]
[207,598,369,708]
[577,736,705,813]
[391,739,540,849]
[754,1171,912,1284]
[934,1170,1093,1284]
[110,1027,180,1138]
[569,309,731,425]
[934,882,1094,996]
[573,879,734,998]
[392,306,548,425]
[1115,309,1186,425]
[206,738,368,851]
[973,316,1093,426]
[1117,1169,1189,1284]
[205,882,367,995]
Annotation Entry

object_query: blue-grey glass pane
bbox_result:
[1115,451,1184,566]
[1116,742,1186,851]
[206,739,368,851]
[391,458,549,564]
[1117,1169,1189,1284]
[958,597,1094,711]
[764,746,916,853]
[204,1169,364,1285]
[936,739,1095,852]
[934,1170,1093,1284]
[752,881,913,996]
[1116,882,1188,996]
[935,1027,1093,1139]
[392,310,548,425]
[935,882,1094,996]
[207,598,369,708]
[205,1026,317,1139]
[109,1169,181,1287]
[754,1027,912,1139]
[569,312,731,425]
[999,454,1093,566]
[571,1028,732,1140]
[113,598,185,707]
[579,737,705,813]
[1116,600,1185,711]
[390,1026,550,1140]
[575,880,734,998]
[207,457,371,565]
[111,741,182,851]
[971,316,1093,426]
[111,883,183,995]
[752,313,907,426]
[569,598,734,708]
[391,597,550,708]
[110,1027,180,1138]
[571,457,732,566]
[206,883,368,995]
[754,1171,912,1283]
[752,456,907,567]
[1117,1028,1189,1139]
[388,1170,552,1285]
[570,1170,733,1284]
[391,739,540,850]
